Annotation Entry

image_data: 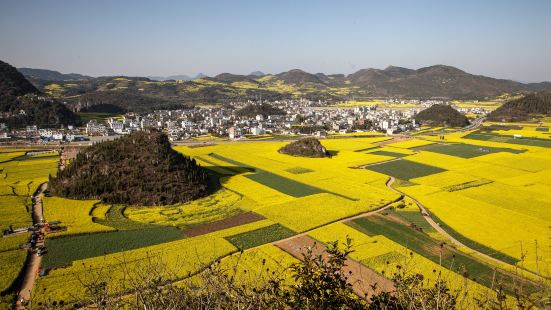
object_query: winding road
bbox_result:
[16,183,47,309]
[384,176,547,281]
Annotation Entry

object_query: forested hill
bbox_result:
[279,137,330,158]
[1,60,39,97]
[415,104,469,127]
[0,60,81,128]
[49,130,210,206]
[487,92,551,122]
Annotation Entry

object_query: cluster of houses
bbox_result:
[0,98,487,144]
[81,99,424,140]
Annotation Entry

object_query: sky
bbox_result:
[1,0,550,82]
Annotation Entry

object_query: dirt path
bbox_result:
[385,177,547,280]
[16,183,47,309]
[275,177,400,245]
[275,235,394,298]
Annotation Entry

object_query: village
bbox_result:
[0,98,491,144]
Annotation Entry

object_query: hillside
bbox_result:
[415,104,469,127]
[487,92,551,122]
[17,67,92,81]
[18,64,551,112]
[235,103,286,117]
[0,60,81,128]
[49,130,209,205]
[279,137,329,157]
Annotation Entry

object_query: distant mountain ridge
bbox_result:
[18,67,92,81]
[147,73,209,81]
[17,63,551,112]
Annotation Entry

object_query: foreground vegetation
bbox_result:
[33,239,550,309]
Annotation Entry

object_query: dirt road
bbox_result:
[275,235,394,298]
[385,176,547,280]
[16,183,47,309]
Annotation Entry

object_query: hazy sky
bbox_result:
[1,0,550,82]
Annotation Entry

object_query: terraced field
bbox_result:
[2,128,551,306]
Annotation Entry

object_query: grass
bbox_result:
[224,224,295,250]
[42,226,183,270]
[418,143,525,158]
[347,215,537,294]
[365,159,446,180]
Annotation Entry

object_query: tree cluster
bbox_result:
[487,92,551,122]
[415,104,469,127]
[49,130,209,206]
[279,137,330,158]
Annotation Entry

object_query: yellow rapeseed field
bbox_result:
[42,197,116,236]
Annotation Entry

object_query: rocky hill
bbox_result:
[49,130,209,206]
[487,92,551,122]
[18,64,551,112]
[415,104,469,127]
[279,137,329,158]
[0,60,81,128]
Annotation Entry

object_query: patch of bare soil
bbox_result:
[182,212,265,237]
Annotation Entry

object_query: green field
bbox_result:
[365,159,446,180]
[347,215,536,293]
[210,153,356,200]
[225,224,295,250]
[245,173,323,197]
[42,226,182,270]
[464,132,551,148]
[210,153,325,198]
[76,112,119,123]
[370,150,410,158]
[417,143,525,158]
